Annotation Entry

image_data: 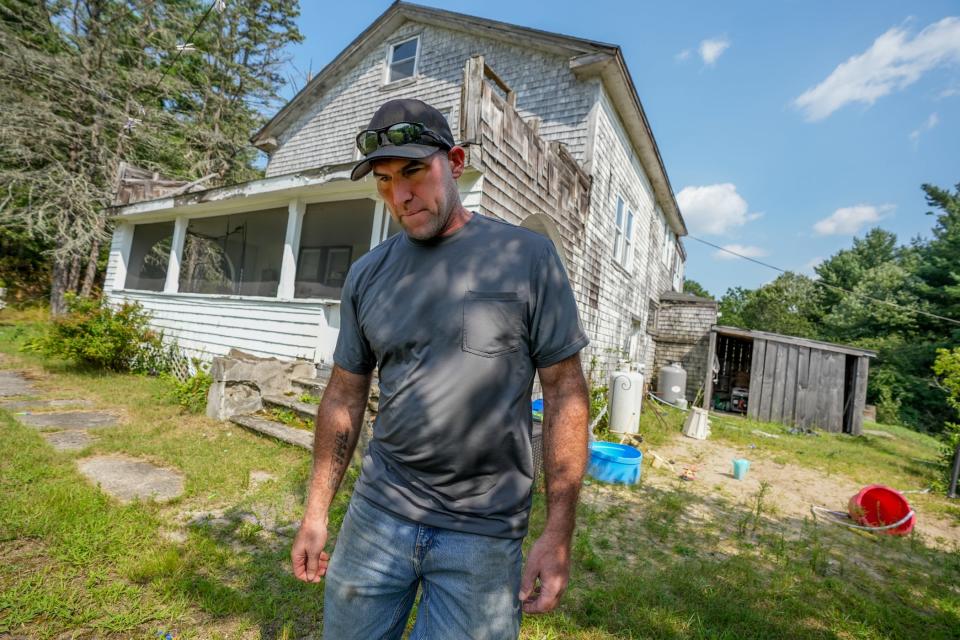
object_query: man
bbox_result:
[291,98,590,639]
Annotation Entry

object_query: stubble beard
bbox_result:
[402,175,460,241]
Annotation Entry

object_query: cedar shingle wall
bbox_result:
[266,21,595,177]
[579,88,684,380]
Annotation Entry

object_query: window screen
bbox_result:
[178,209,287,296]
[295,200,377,299]
[124,221,174,291]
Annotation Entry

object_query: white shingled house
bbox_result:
[104,1,687,381]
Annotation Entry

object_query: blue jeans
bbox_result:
[322,494,523,639]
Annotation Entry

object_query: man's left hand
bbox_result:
[518,531,572,614]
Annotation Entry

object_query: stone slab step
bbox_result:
[2,398,93,411]
[262,394,318,422]
[0,371,36,397]
[77,455,184,503]
[17,410,118,430]
[230,414,313,451]
[42,430,95,452]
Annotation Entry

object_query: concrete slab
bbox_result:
[17,411,118,430]
[248,470,277,489]
[77,456,185,503]
[2,398,93,411]
[0,371,36,397]
[41,430,95,452]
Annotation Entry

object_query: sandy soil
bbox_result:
[638,433,960,547]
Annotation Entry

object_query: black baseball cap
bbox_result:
[350,98,456,181]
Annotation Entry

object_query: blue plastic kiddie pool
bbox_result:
[588,441,642,485]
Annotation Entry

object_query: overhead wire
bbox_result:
[150,1,220,94]
[685,233,960,328]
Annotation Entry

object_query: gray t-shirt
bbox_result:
[333,213,588,538]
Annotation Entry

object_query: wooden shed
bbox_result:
[702,326,876,435]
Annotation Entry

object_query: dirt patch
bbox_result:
[644,434,960,547]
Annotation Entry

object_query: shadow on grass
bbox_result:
[525,481,960,640]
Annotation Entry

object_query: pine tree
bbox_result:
[0,0,302,312]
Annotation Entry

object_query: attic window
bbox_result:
[387,36,419,83]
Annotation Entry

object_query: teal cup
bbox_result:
[732,458,750,480]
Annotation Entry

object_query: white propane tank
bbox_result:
[608,366,645,434]
[658,362,687,406]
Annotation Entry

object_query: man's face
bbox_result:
[371,148,463,241]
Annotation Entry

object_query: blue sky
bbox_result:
[280,1,959,298]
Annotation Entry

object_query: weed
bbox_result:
[736,481,770,537]
[298,392,322,405]
[644,486,692,541]
[269,408,312,431]
[235,520,263,544]
[162,361,213,414]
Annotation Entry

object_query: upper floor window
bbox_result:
[613,197,624,263]
[387,36,419,83]
[613,196,633,271]
[661,220,672,267]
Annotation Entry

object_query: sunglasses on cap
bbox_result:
[355,122,451,156]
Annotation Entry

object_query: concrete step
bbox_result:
[291,377,327,396]
[229,414,313,451]
[290,377,381,414]
[262,394,318,422]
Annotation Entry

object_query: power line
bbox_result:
[686,234,960,328]
[151,1,220,94]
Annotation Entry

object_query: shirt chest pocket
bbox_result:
[462,291,524,357]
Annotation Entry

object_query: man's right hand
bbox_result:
[291,518,329,583]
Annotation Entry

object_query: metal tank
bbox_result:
[658,362,687,405]
[608,367,644,434]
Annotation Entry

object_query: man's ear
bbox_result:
[447,146,466,179]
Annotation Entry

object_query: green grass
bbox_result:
[2,311,960,638]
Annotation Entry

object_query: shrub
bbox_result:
[24,294,169,373]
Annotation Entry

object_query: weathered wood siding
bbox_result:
[652,294,717,401]
[462,57,590,271]
[745,337,863,434]
[266,21,596,177]
[104,289,337,363]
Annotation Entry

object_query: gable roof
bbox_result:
[252,1,686,235]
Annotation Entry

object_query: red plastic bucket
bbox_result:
[848,485,915,535]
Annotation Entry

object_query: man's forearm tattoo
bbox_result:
[328,430,350,489]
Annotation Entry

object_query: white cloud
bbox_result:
[675,49,692,62]
[676,183,762,235]
[813,204,895,236]
[910,111,940,144]
[794,17,960,121]
[939,86,960,98]
[803,256,825,274]
[713,244,769,261]
[699,37,730,66]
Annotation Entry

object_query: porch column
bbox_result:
[278,198,306,300]
[109,222,134,292]
[164,215,188,293]
[369,200,386,248]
